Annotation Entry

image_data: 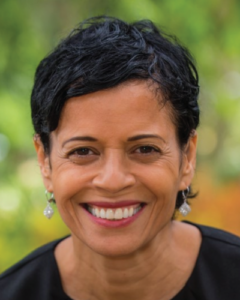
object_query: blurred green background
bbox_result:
[0,0,240,273]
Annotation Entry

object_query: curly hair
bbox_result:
[31,16,200,208]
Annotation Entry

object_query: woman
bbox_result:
[1,16,240,300]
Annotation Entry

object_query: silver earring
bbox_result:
[43,190,55,219]
[179,187,191,217]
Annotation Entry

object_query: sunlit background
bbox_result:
[0,0,240,273]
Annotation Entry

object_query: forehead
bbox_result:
[55,81,175,140]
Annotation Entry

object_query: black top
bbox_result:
[1,222,240,300]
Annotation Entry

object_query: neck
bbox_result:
[55,221,199,300]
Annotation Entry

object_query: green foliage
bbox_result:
[0,0,240,272]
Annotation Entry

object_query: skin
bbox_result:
[35,80,201,300]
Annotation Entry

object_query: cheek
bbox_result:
[50,163,89,202]
[136,164,181,209]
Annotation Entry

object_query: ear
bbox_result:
[179,131,198,191]
[34,135,53,193]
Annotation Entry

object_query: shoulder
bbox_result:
[190,221,240,267]
[193,222,240,252]
[0,237,68,300]
[186,222,240,299]
[0,238,60,278]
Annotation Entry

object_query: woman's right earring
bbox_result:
[179,187,191,217]
[43,190,55,219]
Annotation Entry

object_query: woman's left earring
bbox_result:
[44,190,55,219]
[179,187,191,217]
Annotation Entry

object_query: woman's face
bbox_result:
[35,81,197,256]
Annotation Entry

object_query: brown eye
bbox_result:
[136,146,159,154]
[68,147,98,165]
[75,148,92,155]
[70,147,95,156]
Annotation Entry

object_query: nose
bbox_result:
[92,151,136,193]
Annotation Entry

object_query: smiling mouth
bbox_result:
[84,203,144,221]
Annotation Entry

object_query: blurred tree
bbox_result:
[0,0,240,272]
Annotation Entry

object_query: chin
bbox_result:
[92,242,142,258]
[77,233,145,258]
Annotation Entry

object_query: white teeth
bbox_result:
[95,208,100,217]
[114,208,123,220]
[123,208,128,218]
[90,206,95,216]
[88,204,142,220]
[129,207,133,217]
[134,206,141,214]
[106,209,114,219]
[100,209,105,218]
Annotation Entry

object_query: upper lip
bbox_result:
[82,200,143,209]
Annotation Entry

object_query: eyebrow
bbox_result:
[62,136,98,147]
[62,134,166,147]
[127,134,166,143]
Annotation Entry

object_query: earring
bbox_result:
[179,187,191,217]
[43,190,55,219]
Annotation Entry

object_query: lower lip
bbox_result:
[82,205,145,228]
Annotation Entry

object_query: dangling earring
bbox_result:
[179,187,191,217]
[43,190,55,219]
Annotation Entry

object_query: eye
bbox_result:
[67,147,98,164]
[68,147,96,158]
[135,146,160,154]
[72,148,93,156]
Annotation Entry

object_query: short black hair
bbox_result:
[31,16,200,209]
